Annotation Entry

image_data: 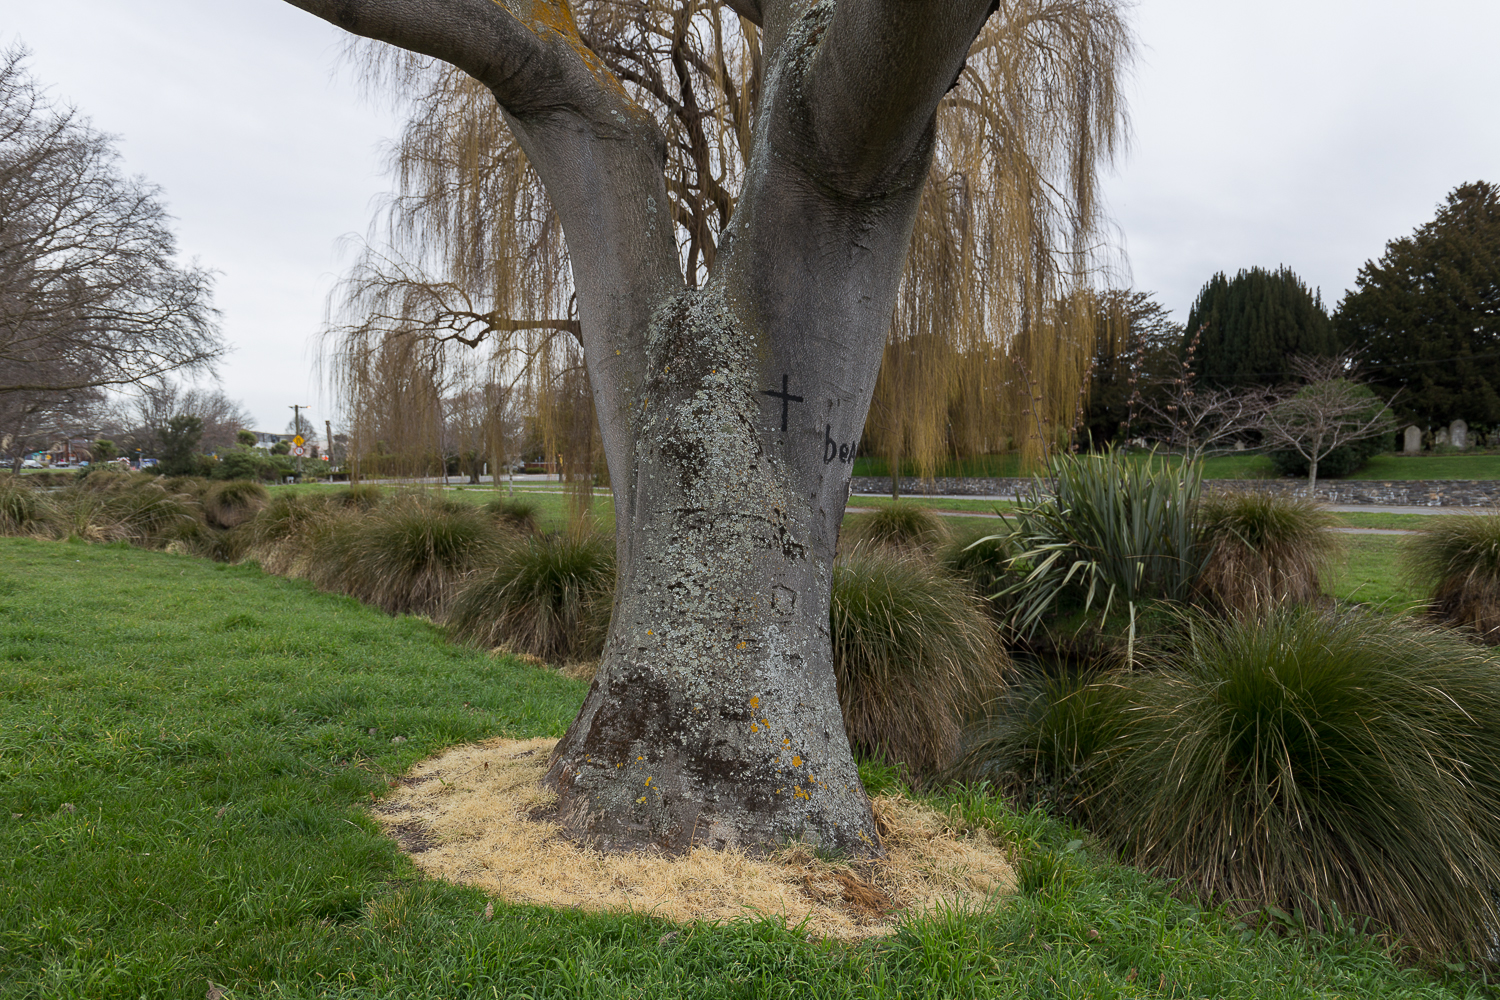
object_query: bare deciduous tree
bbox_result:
[282,0,1132,856]
[1261,355,1397,491]
[1133,326,1276,461]
[0,48,223,403]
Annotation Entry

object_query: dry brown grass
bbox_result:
[373,737,1016,941]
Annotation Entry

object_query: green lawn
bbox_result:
[0,536,1482,998]
[1344,453,1500,481]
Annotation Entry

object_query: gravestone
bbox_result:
[1404,425,1423,454]
[1437,427,1451,447]
[1451,419,1469,450]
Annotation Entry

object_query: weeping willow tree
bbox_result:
[325,0,1130,495]
[867,4,1129,484]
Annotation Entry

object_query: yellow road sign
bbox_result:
[292,435,305,447]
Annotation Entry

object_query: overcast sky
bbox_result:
[4,0,1498,434]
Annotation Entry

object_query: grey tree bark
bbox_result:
[283,0,995,856]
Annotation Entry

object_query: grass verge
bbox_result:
[0,537,1483,997]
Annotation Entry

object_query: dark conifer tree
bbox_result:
[1185,266,1339,387]
[1335,181,1500,428]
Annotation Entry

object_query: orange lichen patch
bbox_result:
[373,737,1017,942]
[503,0,633,103]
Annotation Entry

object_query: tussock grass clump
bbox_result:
[448,531,615,662]
[1404,512,1500,642]
[157,475,211,499]
[958,666,1131,810]
[831,545,1008,782]
[204,480,268,529]
[966,607,1500,962]
[308,493,507,617]
[842,502,948,554]
[939,523,1015,611]
[483,496,540,534]
[52,479,203,547]
[0,475,55,536]
[247,492,338,575]
[326,483,385,510]
[1194,491,1339,614]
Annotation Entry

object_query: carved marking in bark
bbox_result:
[760,374,804,432]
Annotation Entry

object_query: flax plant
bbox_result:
[983,452,1203,658]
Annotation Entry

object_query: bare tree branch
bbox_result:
[0,47,223,399]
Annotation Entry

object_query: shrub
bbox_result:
[1404,513,1500,643]
[447,530,615,662]
[841,502,948,553]
[307,493,507,617]
[1193,490,1339,614]
[830,544,1008,782]
[993,451,1203,645]
[213,448,278,482]
[483,496,540,534]
[204,480,269,530]
[965,607,1500,961]
[0,475,55,536]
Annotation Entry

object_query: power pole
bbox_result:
[290,404,310,480]
[325,419,334,482]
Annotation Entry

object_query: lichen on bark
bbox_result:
[543,288,880,855]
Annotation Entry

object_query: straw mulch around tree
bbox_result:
[374,737,1016,941]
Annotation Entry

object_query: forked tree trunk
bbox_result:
[285,0,996,856]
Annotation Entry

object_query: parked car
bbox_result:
[21,459,42,468]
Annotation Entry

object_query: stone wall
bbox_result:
[848,476,1500,507]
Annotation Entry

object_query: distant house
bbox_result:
[251,431,290,449]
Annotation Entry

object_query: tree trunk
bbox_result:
[544,291,878,853]
[283,0,997,857]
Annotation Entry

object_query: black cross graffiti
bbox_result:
[760,374,804,432]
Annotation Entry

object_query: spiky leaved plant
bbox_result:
[1193,490,1339,615]
[1404,512,1500,643]
[984,451,1203,659]
[831,544,1008,783]
[447,530,615,663]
